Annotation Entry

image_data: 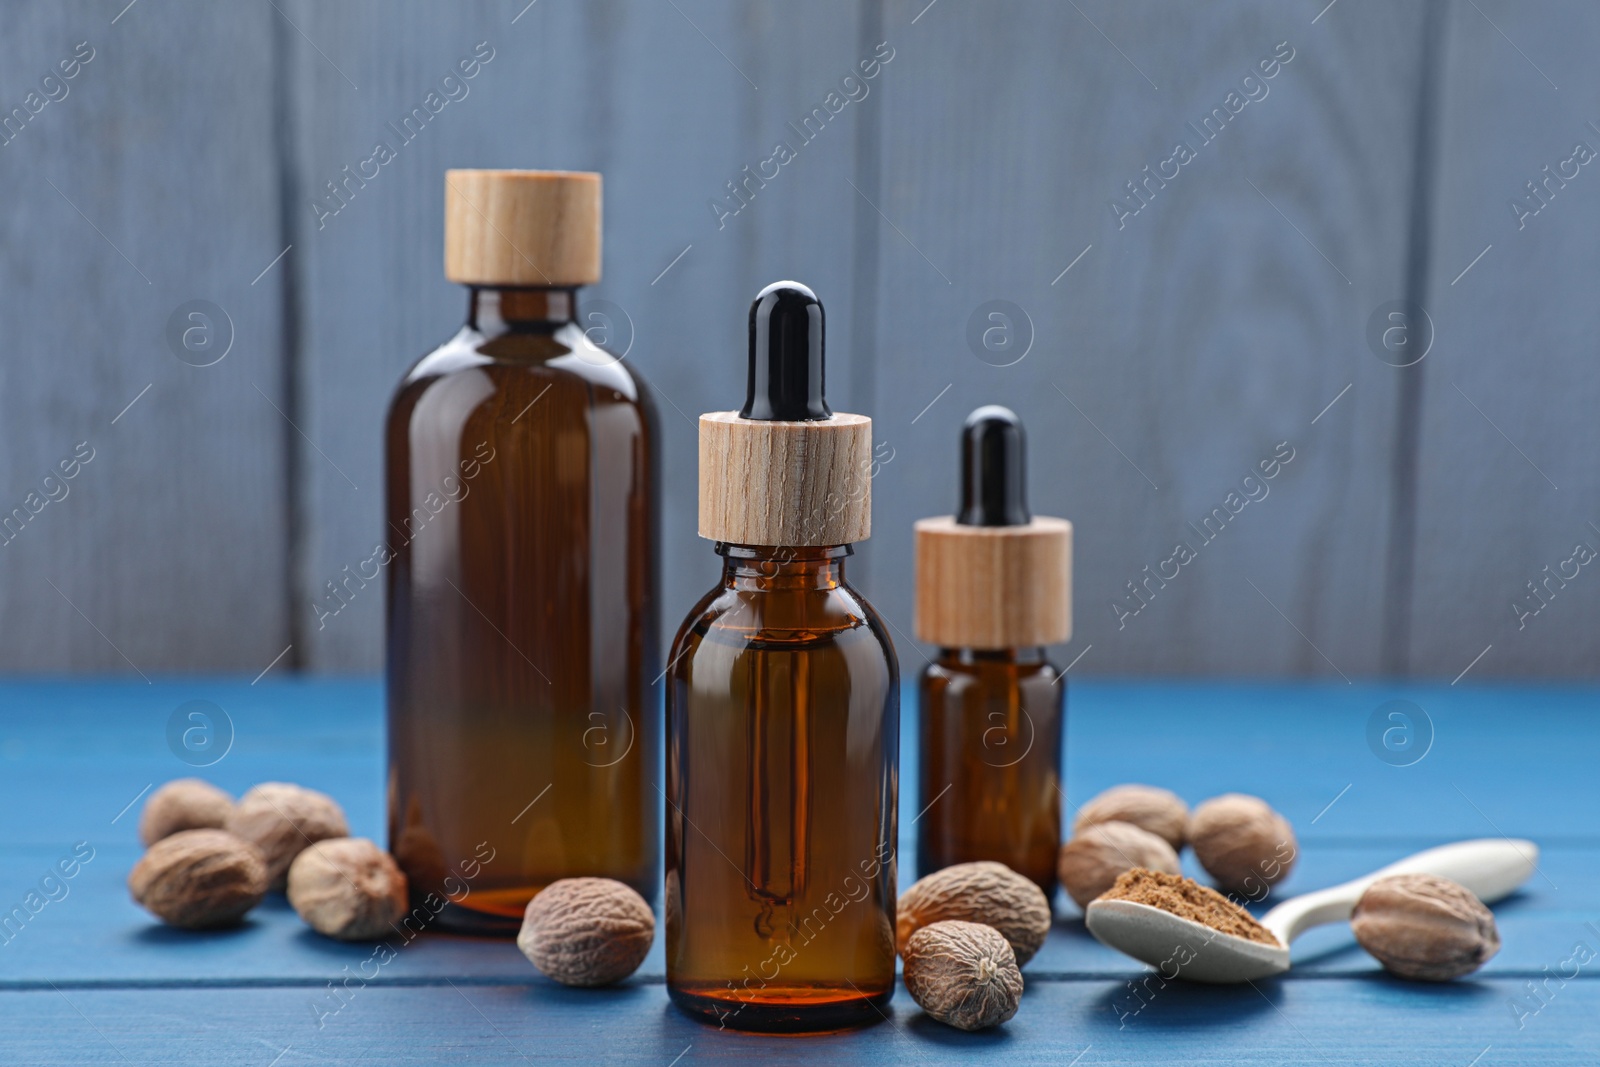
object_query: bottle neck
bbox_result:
[716,543,851,592]
[467,286,580,333]
[938,646,1048,667]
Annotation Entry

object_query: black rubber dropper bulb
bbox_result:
[740,281,832,421]
[956,405,1031,527]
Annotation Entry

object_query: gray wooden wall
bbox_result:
[1,0,1593,679]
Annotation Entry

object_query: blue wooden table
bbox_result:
[2,680,1595,1064]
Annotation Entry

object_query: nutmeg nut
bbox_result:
[223,782,349,888]
[1188,793,1297,896]
[903,920,1023,1031]
[128,828,268,928]
[1074,784,1188,851]
[138,778,234,846]
[517,877,655,987]
[897,860,1051,966]
[1058,820,1182,909]
[1351,873,1500,981]
[287,837,408,941]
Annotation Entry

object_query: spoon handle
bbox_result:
[1262,838,1539,946]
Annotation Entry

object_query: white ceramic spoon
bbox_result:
[1083,838,1539,984]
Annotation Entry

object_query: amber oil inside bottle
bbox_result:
[665,543,899,1032]
[386,285,659,934]
[917,647,1062,893]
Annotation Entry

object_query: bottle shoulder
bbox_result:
[669,578,899,669]
[388,323,656,429]
[921,653,1062,691]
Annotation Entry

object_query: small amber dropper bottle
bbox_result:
[914,406,1072,894]
[665,282,899,1033]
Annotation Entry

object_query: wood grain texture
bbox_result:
[2,838,1592,984]
[0,1,290,672]
[8,980,1597,1066]
[860,0,1428,680]
[281,0,874,670]
[914,516,1072,648]
[3,678,1592,844]
[2,1,1595,679]
[1405,0,1600,678]
[0,680,1594,1061]
[698,411,872,545]
[443,168,602,285]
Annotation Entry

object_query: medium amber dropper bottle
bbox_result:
[665,282,899,1033]
[914,406,1072,894]
[385,170,659,934]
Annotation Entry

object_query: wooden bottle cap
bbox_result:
[700,282,872,547]
[914,516,1073,649]
[443,169,601,286]
[698,411,873,546]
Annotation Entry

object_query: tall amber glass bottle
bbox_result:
[386,170,658,934]
[665,282,899,1033]
[914,407,1072,895]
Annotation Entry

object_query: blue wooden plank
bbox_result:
[1,681,1594,991]
[0,679,383,847]
[1,680,1596,1063]
[1055,682,1600,844]
[2,680,1592,844]
[0,840,1591,984]
[5,978,1598,1066]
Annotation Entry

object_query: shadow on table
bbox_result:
[1361,972,1505,1003]
[1084,969,1504,1034]
[288,925,395,961]
[131,918,262,945]
[254,892,297,913]
[903,1011,1018,1047]
[1085,975,1281,1032]
[645,997,960,1047]
[1289,939,1368,969]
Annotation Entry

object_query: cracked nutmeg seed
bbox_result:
[903,920,1024,1031]
[1351,873,1501,981]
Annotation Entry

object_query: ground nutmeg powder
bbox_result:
[1100,867,1281,946]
